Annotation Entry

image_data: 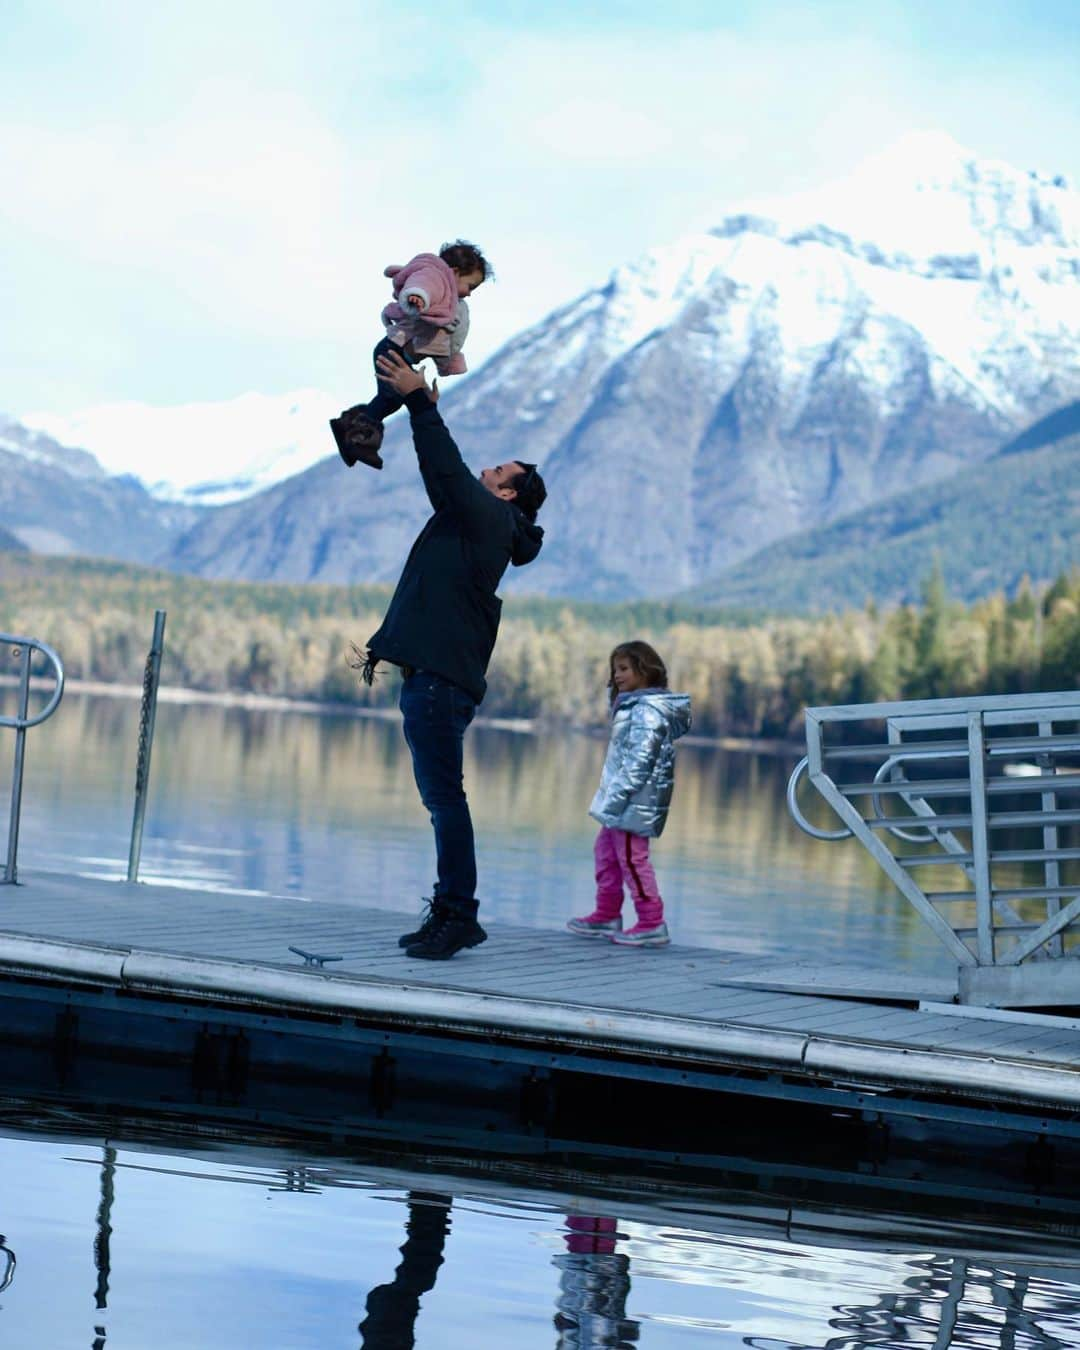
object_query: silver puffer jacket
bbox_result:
[589,688,692,838]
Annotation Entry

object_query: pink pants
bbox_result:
[565,1215,617,1254]
[593,827,664,927]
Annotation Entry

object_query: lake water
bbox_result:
[8,690,1076,1348]
[14,689,951,972]
[1,1101,1079,1350]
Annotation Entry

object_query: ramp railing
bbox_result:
[787,691,1080,1003]
[1,632,65,884]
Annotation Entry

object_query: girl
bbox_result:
[330,239,491,471]
[568,641,691,947]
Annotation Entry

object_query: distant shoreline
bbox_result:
[5,674,805,756]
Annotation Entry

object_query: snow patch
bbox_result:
[21,389,343,505]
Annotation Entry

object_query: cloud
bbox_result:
[0,91,385,338]
[2,3,1079,411]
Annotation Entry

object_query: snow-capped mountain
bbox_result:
[21,389,344,506]
[161,132,1080,597]
[11,132,1080,600]
[1,415,105,480]
[0,416,198,560]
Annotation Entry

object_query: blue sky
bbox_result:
[2,0,1078,414]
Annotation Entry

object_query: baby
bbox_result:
[330,239,490,470]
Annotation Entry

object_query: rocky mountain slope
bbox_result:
[687,403,1080,611]
[7,133,1080,603]
[159,133,1080,598]
[0,417,197,561]
[0,523,27,552]
[23,390,341,506]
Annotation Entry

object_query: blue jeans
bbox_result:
[399,671,478,919]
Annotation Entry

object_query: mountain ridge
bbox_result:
[687,413,1080,611]
[0,416,199,561]
[6,132,1080,602]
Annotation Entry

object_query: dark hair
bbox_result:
[508,461,546,522]
[608,640,668,702]
[439,238,493,281]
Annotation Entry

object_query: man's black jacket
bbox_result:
[366,388,544,703]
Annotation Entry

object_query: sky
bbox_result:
[2,0,1079,416]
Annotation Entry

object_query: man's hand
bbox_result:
[376,349,436,400]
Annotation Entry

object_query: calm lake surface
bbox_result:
[1,1103,1079,1350]
[8,690,1076,1348]
[15,689,951,972]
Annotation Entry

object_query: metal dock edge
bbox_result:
[2,930,1079,1114]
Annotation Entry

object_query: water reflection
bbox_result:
[0,1102,1078,1349]
[94,1146,115,1312]
[745,1256,1074,1349]
[554,1216,638,1348]
[14,691,953,967]
[358,1192,450,1349]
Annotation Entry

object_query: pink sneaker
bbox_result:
[611,921,670,947]
[566,913,623,938]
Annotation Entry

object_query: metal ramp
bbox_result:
[788,690,1080,1008]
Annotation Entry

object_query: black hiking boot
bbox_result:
[405,916,487,961]
[330,411,384,470]
[397,898,448,949]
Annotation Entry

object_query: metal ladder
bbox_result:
[787,690,1080,1007]
[2,632,65,884]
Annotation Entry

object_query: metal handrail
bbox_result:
[2,632,65,884]
[871,755,938,843]
[0,635,64,730]
[786,757,851,841]
[787,691,1080,983]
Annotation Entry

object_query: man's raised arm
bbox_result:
[376,350,500,532]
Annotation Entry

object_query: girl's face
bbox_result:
[612,655,646,694]
[453,267,485,298]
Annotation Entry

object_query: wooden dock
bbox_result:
[6,869,1080,1220]
[0,869,1077,1100]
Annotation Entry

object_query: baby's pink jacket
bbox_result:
[382,253,458,326]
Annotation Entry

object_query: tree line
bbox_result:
[2,552,1079,740]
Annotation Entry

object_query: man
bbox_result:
[360,348,547,960]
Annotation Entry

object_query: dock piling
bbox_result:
[127,610,166,884]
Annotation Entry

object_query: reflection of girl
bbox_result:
[553,1215,638,1348]
[568,641,691,947]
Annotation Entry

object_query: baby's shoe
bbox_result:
[611,921,670,947]
[330,411,384,469]
[566,912,623,938]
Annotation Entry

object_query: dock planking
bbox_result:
[1,869,1080,1131]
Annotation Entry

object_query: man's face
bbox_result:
[479,461,524,501]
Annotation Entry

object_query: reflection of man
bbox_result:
[358,1192,451,1349]
[359,350,547,961]
[553,1215,639,1348]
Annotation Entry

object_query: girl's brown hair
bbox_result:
[608,640,668,703]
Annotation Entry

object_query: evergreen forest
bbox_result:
[2,552,1079,741]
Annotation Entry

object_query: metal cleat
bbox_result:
[288,946,343,969]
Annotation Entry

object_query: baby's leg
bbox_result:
[363,337,414,422]
[330,338,417,469]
